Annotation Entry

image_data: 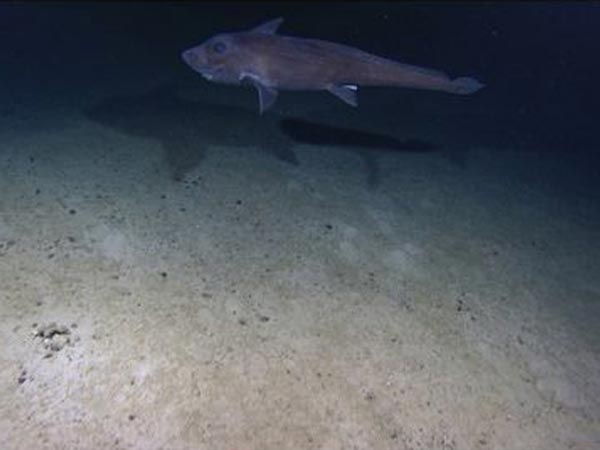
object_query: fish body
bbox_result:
[181,18,484,113]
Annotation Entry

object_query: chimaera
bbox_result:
[181,17,485,114]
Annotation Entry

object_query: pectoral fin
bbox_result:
[327,84,358,107]
[243,76,278,114]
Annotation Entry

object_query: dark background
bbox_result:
[1,1,598,190]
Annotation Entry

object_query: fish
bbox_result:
[181,17,485,114]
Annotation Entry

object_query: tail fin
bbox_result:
[449,76,485,95]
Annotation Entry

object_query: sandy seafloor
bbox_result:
[1,10,600,450]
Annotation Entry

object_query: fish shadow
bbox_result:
[279,118,435,152]
[84,83,296,181]
[84,83,435,187]
[278,118,436,187]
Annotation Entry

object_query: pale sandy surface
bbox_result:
[0,80,599,450]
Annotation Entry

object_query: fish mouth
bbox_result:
[192,65,218,81]
[201,72,214,81]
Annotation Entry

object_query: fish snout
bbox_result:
[182,48,217,81]
[182,47,211,74]
[181,49,199,68]
[181,44,233,83]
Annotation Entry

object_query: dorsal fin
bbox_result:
[249,17,284,34]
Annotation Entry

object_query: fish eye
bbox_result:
[212,41,227,54]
